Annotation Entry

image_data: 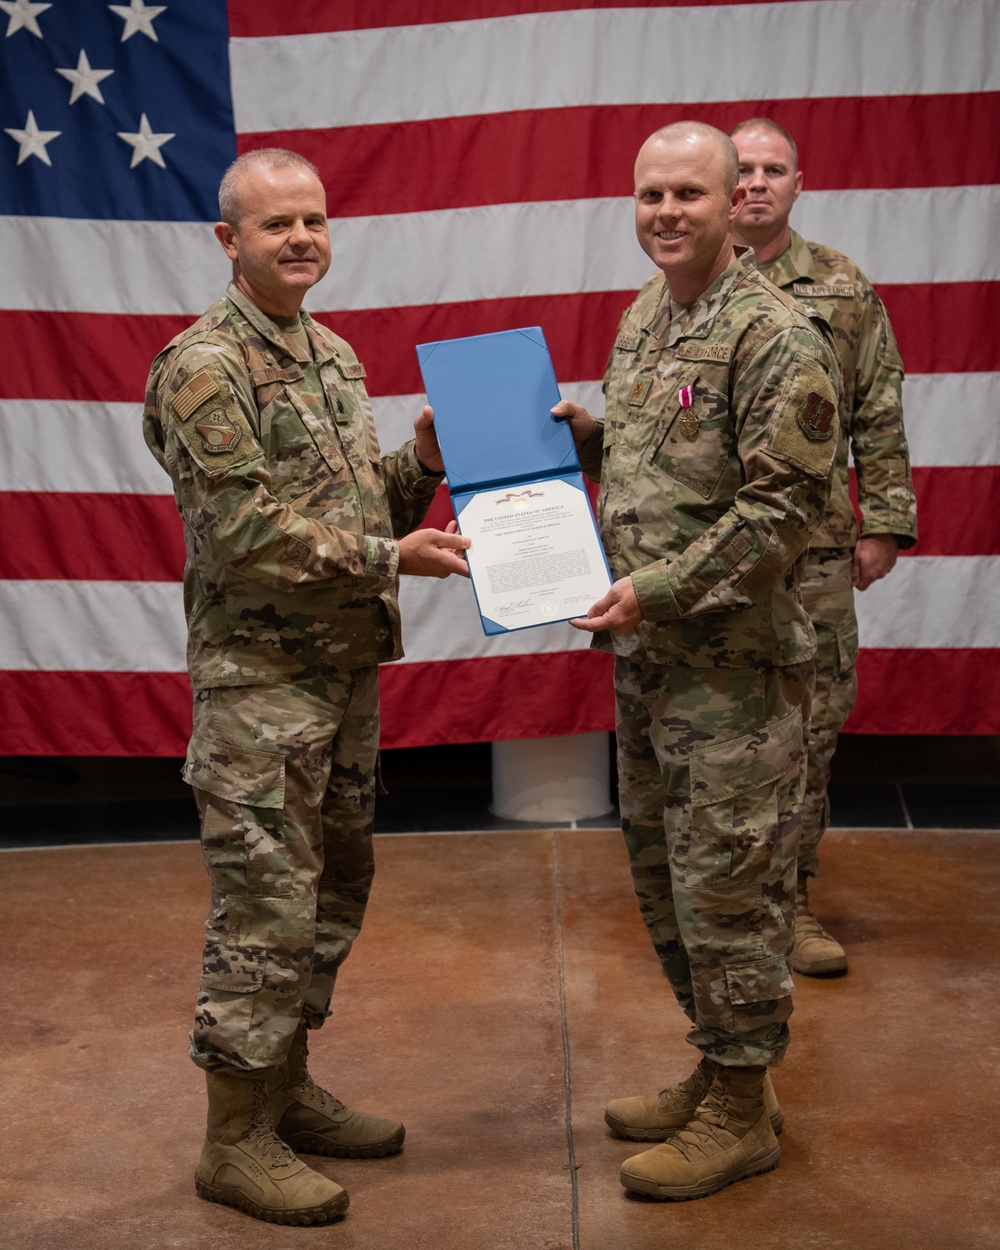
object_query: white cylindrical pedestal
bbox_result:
[490,732,613,823]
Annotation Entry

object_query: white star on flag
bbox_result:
[108,0,167,43]
[0,0,51,38]
[55,49,114,105]
[116,113,174,168]
[4,109,60,164]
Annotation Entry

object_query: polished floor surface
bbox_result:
[3,826,1000,1250]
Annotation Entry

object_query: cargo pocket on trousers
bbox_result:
[183,734,290,898]
[688,708,804,886]
[723,955,795,1032]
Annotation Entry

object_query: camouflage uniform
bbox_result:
[143,283,441,1072]
[576,250,840,1066]
[756,231,917,876]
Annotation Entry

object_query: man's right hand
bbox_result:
[398,521,471,578]
[551,400,597,449]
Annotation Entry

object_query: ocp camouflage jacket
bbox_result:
[577,250,840,668]
[143,284,440,687]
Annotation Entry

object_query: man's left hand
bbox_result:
[413,405,445,474]
[853,533,899,590]
[570,576,642,634]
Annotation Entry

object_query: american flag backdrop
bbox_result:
[1,0,998,756]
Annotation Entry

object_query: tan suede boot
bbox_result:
[195,1067,349,1225]
[792,874,848,975]
[605,1056,783,1139]
[619,1064,780,1200]
[271,1025,405,1159]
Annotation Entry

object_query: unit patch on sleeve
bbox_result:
[194,409,243,453]
[797,391,836,441]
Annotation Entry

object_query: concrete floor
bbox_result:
[3,826,1000,1250]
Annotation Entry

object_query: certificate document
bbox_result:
[459,477,611,631]
[416,326,612,635]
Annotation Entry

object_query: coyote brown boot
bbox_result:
[792,874,848,976]
[605,1056,783,1140]
[619,1064,780,1200]
[195,1067,349,1225]
[272,1025,405,1159]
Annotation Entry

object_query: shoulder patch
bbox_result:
[797,392,836,441]
[676,342,733,363]
[793,283,855,298]
[172,369,220,422]
[194,408,243,454]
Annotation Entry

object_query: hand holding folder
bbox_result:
[416,327,611,635]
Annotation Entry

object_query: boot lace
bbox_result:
[247,1079,298,1168]
[297,1074,347,1116]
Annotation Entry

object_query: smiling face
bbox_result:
[633,131,746,304]
[732,125,803,262]
[214,163,331,317]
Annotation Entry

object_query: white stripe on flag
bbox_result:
[3,557,996,672]
[855,556,1000,648]
[2,187,997,315]
[230,0,1000,132]
[3,373,996,493]
[0,580,187,671]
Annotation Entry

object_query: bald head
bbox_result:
[636,122,740,196]
[218,148,322,226]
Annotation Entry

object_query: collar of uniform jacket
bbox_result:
[655,247,758,348]
[754,228,815,289]
[223,281,340,368]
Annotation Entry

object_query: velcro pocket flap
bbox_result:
[182,735,285,808]
[725,956,794,1005]
[689,708,802,809]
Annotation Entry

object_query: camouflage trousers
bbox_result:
[183,668,380,1073]
[613,656,813,1068]
[798,548,859,878]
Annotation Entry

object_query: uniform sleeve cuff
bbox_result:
[630,564,682,621]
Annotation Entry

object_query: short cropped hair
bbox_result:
[641,121,740,195]
[218,148,322,225]
[728,118,799,171]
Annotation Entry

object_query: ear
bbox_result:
[792,169,804,203]
[214,221,239,261]
[728,183,747,220]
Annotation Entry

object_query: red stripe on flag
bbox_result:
[242,94,1000,219]
[878,283,1000,376]
[4,469,998,581]
[376,651,616,749]
[0,670,194,756]
[0,493,184,581]
[0,311,193,403]
[227,0,801,38]
[319,282,1000,395]
[905,468,1000,558]
[7,285,998,403]
[4,645,995,755]
[846,649,1000,735]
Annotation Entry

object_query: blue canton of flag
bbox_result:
[0,0,235,221]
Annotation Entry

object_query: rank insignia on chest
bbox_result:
[628,376,653,406]
[195,408,243,453]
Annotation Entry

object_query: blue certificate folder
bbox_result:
[416,326,611,635]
